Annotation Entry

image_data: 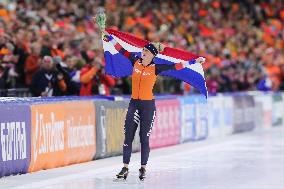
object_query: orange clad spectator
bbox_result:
[24,43,41,86]
[80,61,115,96]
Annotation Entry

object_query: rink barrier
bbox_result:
[207,96,224,138]
[150,99,181,149]
[0,92,283,178]
[253,94,273,129]
[253,101,264,129]
[179,97,195,142]
[282,93,284,126]
[207,95,233,138]
[232,95,255,133]
[93,100,140,160]
[28,101,96,172]
[0,103,31,177]
[221,96,234,135]
[272,94,284,127]
[179,95,208,143]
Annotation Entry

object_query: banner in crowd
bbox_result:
[94,100,138,159]
[29,101,96,172]
[0,104,31,177]
[233,95,255,133]
[150,99,181,149]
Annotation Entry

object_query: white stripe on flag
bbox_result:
[113,35,142,52]
[103,34,205,78]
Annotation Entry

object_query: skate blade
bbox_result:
[113,177,127,182]
[139,177,145,181]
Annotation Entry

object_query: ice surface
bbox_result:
[1,128,284,189]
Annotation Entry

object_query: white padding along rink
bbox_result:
[1,127,284,189]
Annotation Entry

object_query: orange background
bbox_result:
[29,101,96,172]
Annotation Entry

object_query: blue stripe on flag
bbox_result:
[104,51,207,98]
[104,51,133,77]
[154,57,207,98]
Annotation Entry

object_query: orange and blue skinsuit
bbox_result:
[105,34,188,165]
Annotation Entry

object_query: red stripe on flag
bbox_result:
[124,51,131,58]
[107,28,147,48]
[175,62,184,70]
[114,43,122,50]
[106,28,199,61]
[161,47,198,61]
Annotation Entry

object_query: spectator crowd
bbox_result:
[0,0,283,97]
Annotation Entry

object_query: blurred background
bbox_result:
[0,0,283,97]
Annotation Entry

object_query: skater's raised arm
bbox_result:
[93,15,139,66]
[155,57,205,75]
[102,31,139,66]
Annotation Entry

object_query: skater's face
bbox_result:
[141,48,154,66]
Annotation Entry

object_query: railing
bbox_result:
[0,92,283,177]
[0,88,32,97]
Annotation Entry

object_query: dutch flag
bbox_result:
[103,29,208,98]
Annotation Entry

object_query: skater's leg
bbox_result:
[139,100,156,166]
[123,99,139,165]
[139,102,155,181]
[138,101,155,181]
[139,101,156,181]
[116,100,139,179]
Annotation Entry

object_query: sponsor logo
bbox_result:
[1,122,27,161]
[134,68,152,76]
[67,116,95,148]
[142,72,151,76]
[33,110,95,163]
[133,109,140,127]
[33,111,64,163]
[134,68,141,74]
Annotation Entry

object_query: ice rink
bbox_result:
[1,127,284,189]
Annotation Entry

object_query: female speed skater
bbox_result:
[93,15,205,181]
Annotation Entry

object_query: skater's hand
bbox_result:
[101,29,109,36]
[196,57,206,64]
[102,30,112,42]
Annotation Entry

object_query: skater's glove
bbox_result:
[102,33,113,42]
[179,60,193,68]
[195,57,206,64]
[177,57,204,69]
